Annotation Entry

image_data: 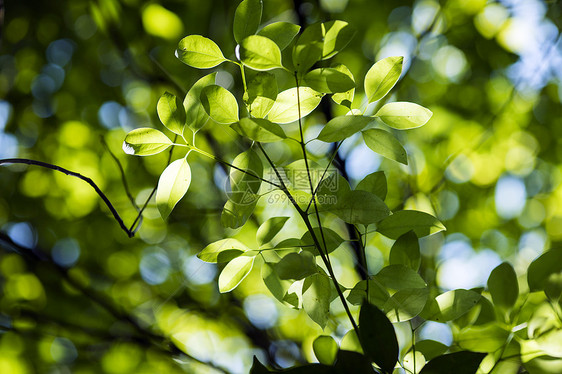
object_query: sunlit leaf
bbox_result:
[421,289,481,322]
[240,35,283,71]
[528,248,562,296]
[245,71,277,118]
[262,262,291,303]
[347,280,390,308]
[364,56,403,103]
[377,210,445,239]
[331,64,355,108]
[268,87,323,124]
[375,102,433,130]
[375,265,426,291]
[156,158,191,219]
[200,85,239,124]
[303,273,331,328]
[457,323,510,352]
[300,227,344,256]
[384,287,429,322]
[257,22,300,50]
[230,148,263,202]
[176,35,227,69]
[157,91,185,135]
[275,252,316,280]
[221,198,257,229]
[419,351,486,374]
[488,262,519,310]
[198,238,249,263]
[322,20,355,60]
[323,190,389,225]
[362,128,408,165]
[317,115,374,142]
[340,329,363,354]
[535,329,562,358]
[313,336,338,365]
[356,171,387,201]
[293,23,324,73]
[359,301,398,374]
[123,128,172,156]
[389,231,420,271]
[257,216,290,246]
[184,72,216,133]
[415,340,449,361]
[231,118,286,143]
[218,255,255,292]
[304,68,355,94]
[233,0,262,44]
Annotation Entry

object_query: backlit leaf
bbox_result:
[268,87,323,124]
[233,0,262,44]
[359,301,398,374]
[262,262,291,303]
[323,190,389,225]
[198,238,249,263]
[293,23,324,73]
[184,72,216,132]
[488,262,519,310]
[176,35,227,69]
[218,255,255,292]
[222,198,257,229]
[457,323,510,352]
[257,22,300,50]
[231,118,286,143]
[240,35,283,71]
[421,289,481,322]
[528,248,562,293]
[331,64,355,108]
[300,227,345,256]
[347,280,390,308]
[356,171,387,201]
[317,115,375,142]
[303,273,332,328]
[256,216,290,246]
[156,158,191,219]
[375,102,432,130]
[157,91,185,135]
[313,336,338,365]
[375,265,426,291]
[322,20,355,60]
[377,210,445,239]
[245,71,277,118]
[383,287,429,322]
[389,231,421,271]
[304,68,355,93]
[200,85,239,124]
[362,128,408,165]
[364,56,403,103]
[123,128,172,156]
[275,252,317,280]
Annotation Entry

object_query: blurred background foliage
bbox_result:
[0,0,561,373]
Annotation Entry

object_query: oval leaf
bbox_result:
[383,287,429,322]
[317,115,375,142]
[240,35,283,71]
[233,0,262,44]
[359,301,398,374]
[304,68,355,94]
[457,323,510,353]
[323,190,389,225]
[313,336,338,365]
[176,35,226,69]
[200,85,239,124]
[377,210,445,239]
[198,238,249,263]
[375,102,433,130]
[300,228,345,256]
[488,262,519,310]
[231,118,286,143]
[257,216,290,246]
[245,71,278,118]
[157,92,185,135]
[356,171,387,201]
[419,351,486,374]
[184,72,216,132]
[293,23,324,73]
[275,252,317,280]
[362,128,408,165]
[218,256,255,293]
[156,158,191,219]
[375,264,426,291]
[528,248,562,293]
[364,56,403,103]
[268,87,323,124]
[421,289,481,322]
[123,128,172,156]
[322,20,355,60]
[302,273,332,329]
[389,231,421,271]
[331,64,355,109]
[257,22,300,50]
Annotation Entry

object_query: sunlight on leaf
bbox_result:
[156,158,191,219]
[200,85,239,124]
[268,87,323,124]
[233,0,262,44]
[375,102,433,130]
[176,35,227,69]
[240,35,283,71]
[218,255,255,292]
[123,128,172,156]
[157,91,185,135]
[364,56,403,103]
[362,128,408,165]
[257,22,300,50]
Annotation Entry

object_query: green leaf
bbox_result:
[123,128,172,156]
[256,216,290,246]
[340,329,363,354]
[303,273,332,328]
[488,262,519,310]
[229,149,263,204]
[321,20,355,60]
[317,115,374,142]
[421,289,481,322]
[333,350,377,373]
[304,68,355,94]
[157,92,185,135]
[222,198,257,229]
[375,102,433,130]
[419,351,486,374]
[184,72,216,133]
[375,265,426,291]
[293,23,324,73]
[535,328,562,358]
[364,56,403,103]
[383,287,429,322]
[347,280,390,308]
[231,118,286,143]
[245,71,277,118]
[198,238,249,263]
[218,255,255,292]
[457,323,510,353]
[275,252,317,280]
[323,190,389,225]
[331,64,355,109]
[176,35,227,69]
[362,128,408,165]
[257,22,300,50]
[233,0,262,44]
[240,35,283,71]
[200,85,239,124]
[155,158,191,219]
[355,171,387,201]
[268,87,323,124]
[376,210,445,239]
[262,262,291,303]
[415,340,449,360]
[359,301,398,374]
[300,228,344,256]
[389,231,421,271]
[313,336,338,365]
[528,248,562,294]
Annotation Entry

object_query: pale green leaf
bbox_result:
[528,248,562,294]
[303,273,332,329]
[389,231,421,271]
[377,210,445,239]
[375,102,433,130]
[156,158,191,219]
[356,171,387,201]
[321,20,355,60]
[218,256,255,292]
[364,56,403,103]
[198,238,249,263]
[535,329,562,358]
[157,91,185,135]
[317,115,374,142]
[313,336,338,365]
[268,87,323,124]
[256,216,290,246]
[457,323,510,353]
[123,128,172,156]
[488,262,519,310]
[184,72,216,133]
[244,71,277,118]
[304,68,355,93]
[233,0,262,44]
[421,289,481,322]
[362,128,408,165]
[240,35,283,71]
[176,35,227,69]
[200,85,239,124]
[231,118,286,143]
[257,22,300,50]
[275,252,317,280]
[331,64,355,108]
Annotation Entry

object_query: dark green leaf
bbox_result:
[300,228,345,256]
[240,35,283,71]
[364,56,403,103]
[375,265,426,291]
[389,231,421,271]
[233,0,262,44]
[176,35,227,69]
[419,351,486,374]
[347,280,390,308]
[376,210,445,239]
[257,22,300,50]
[157,91,185,135]
[359,301,398,374]
[184,72,216,132]
[317,116,375,142]
[250,356,270,374]
[488,262,519,310]
[323,190,389,225]
[245,71,278,118]
[200,85,239,124]
[333,350,377,373]
[231,118,286,143]
[355,171,387,201]
[275,252,317,280]
[415,340,449,361]
[262,262,291,303]
[362,128,408,165]
[420,289,481,322]
[528,248,562,294]
[313,335,338,365]
[304,68,355,94]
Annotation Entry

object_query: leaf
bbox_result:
[218,255,255,292]
[198,238,249,263]
[376,210,445,239]
[364,56,403,103]
[333,350,377,373]
[323,190,389,225]
[356,171,387,201]
[383,287,429,322]
[421,289,481,322]
[268,87,323,124]
[256,216,290,246]
[528,248,562,294]
[457,323,510,353]
[535,329,562,358]
[231,118,286,143]
[293,23,324,73]
[322,20,355,60]
[229,149,263,204]
[257,22,300,50]
[275,252,317,280]
[157,92,185,135]
[488,262,519,310]
[200,85,239,124]
[389,231,421,271]
[176,35,227,69]
[184,72,216,132]
[375,265,426,291]
[375,102,432,130]
[233,0,262,44]
[304,68,355,94]
[317,116,374,142]
[221,198,257,229]
[240,35,283,71]
[362,128,408,165]
[245,71,277,118]
[302,273,332,329]
[359,301,398,374]
[415,340,449,360]
[250,356,270,374]
[313,336,338,365]
[123,128,172,156]
[300,228,345,256]
[347,280,390,308]
[155,158,191,219]
[331,64,355,109]
[419,351,486,374]
[262,262,291,302]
